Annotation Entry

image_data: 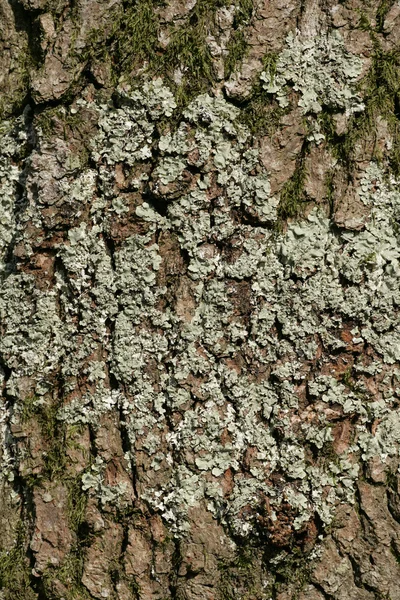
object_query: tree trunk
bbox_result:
[1,0,400,598]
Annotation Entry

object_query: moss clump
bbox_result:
[0,2,41,120]
[42,475,91,600]
[324,168,335,218]
[319,42,400,175]
[161,23,214,105]
[35,106,81,139]
[21,398,67,481]
[42,548,92,600]
[224,30,248,77]
[218,549,271,600]
[276,158,308,225]
[367,45,400,175]
[38,405,67,480]
[0,523,36,599]
[224,0,254,77]
[71,0,257,112]
[67,475,88,532]
[234,0,254,22]
[376,0,397,31]
[159,0,230,107]
[239,52,287,135]
[73,0,161,86]
[34,105,96,167]
[79,0,239,109]
[113,0,161,73]
[272,548,312,598]
[0,72,29,122]
[240,90,286,136]
[129,576,141,598]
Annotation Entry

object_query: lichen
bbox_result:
[91,77,177,166]
[0,113,29,275]
[2,76,400,564]
[81,456,128,506]
[260,30,365,115]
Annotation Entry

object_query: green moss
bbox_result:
[261,51,279,82]
[324,169,335,218]
[342,366,354,389]
[41,471,92,597]
[276,158,308,225]
[239,52,286,134]
[162,25,214,104]
[390,541,400,566]
[385,466,398,490]
[38,106,92,162]
[320,42,400,175]
[35,107,68,138]
[113,0,160,74]
[39,404,67,479]
[363,45,400,171]
[72,0,257,111]
[0,78,29,122]
[217,550,269,600]
[20,395,39,423]
[317,440,338,463]
[73,0,161,86]
[234,0,254,22]
[21,398,67,481]
[159,0,229,107]
[0,10,38,120]
[273,548,312,598]
[80,0,233,106]
[357,10,372,32]
[376,0,397,31]
[42,548,92,600]
[160,0,256,105]
[224,30,249,78]
[224,0,254,77]
[0,523,35,599]
[240,94,286,136]
[129,576,141,599]
[67,476,88,532]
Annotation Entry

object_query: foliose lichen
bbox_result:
[260,30,365,116]
[1,70,400,565]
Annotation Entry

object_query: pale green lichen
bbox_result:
[260,30,365,115]
[59,169,96,206]
[91,77,177,165]
[0,114,28,275]
[0,274,67,394]
[81,456,129,506]
[2,77,400,554]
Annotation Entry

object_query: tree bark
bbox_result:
[1,1,400,599]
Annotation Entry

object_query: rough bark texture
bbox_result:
[1,1,400,599]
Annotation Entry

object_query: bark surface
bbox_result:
[1,1,400,599]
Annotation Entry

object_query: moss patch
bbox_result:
[319,40,400,176]
[224,0,254,77]
[158,0,230,107]
[276,157,308,225]
[21,398,67,481]
[67,475,88,533]
[0,523,36,599]
[42,548,92,600]
[376,0,397,31]
[218,549,271,600]
[239,52,288,135]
